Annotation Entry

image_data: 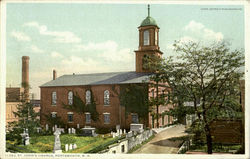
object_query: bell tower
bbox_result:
[135,5,163,73]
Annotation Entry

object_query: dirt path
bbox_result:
[133,125,187,154]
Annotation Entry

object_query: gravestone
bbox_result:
[116,125,120,131]
[36,127,41,133]
[20,129,30,145]
[77,124,80,129]
[68,128,71,134]
[130,124,143,133]
[53,129,62,153]
[46,124,49,131]
[72,128,76,134]
[81,127,97,137]
[69,144,72,150]
[126,131,133,138]
[52,127,55,132]
[73,144,77,149]
[123,129,126,134]
[65,144,69,152]
[55,125,57,129]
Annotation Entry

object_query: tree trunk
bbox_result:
[205,126,213,154]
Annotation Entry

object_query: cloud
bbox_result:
[51,51,63,58]
[30,45,44,53]
[24,21,81,43]
[73,40,117,52]
[10,31,31,41]
[183,20,224,42]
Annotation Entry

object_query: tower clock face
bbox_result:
[143,30,150,45]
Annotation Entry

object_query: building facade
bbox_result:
[40,6,173,130]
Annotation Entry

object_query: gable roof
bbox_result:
[40,71,153,87]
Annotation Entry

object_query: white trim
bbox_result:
[85,112,90,114]
[67,112,73,114]
[103,112,110,114]
[51,112,57,114]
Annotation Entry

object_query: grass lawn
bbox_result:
[14,134,119,153]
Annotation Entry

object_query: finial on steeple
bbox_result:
[148,4,150,17]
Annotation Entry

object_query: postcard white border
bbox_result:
[0,0,249,159]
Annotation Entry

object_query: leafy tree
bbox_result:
[160,41,244,154]
[7,96,40,143]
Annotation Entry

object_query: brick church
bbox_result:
[40,6,173,130]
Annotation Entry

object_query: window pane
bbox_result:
[143,30,149,45]
[86,90,91,104]
[68,114,73,122]
[51,113,57,118]
[104,90,110,105]
[85,113,91,123]
[68,91,73,105]
[104,114,110,124]
[155,31,158,45]
[52,92,57,105]
[132,114,138,123]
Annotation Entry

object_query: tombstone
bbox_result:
[53,129,62,153]
[36,127,41,133]
[123,129,126,134]
[112,132,116,138]
[65,144,69,152]
[81,127,96,137]
[46,124,49,131]
[116,125,120,131]
[73,144,77,149]
[55,125,57,129]
[77,124,80,129]
[20,129,30,145]
[72,128,76,134]
[126,131,133,138]
[130,124,143,133]
[69,144,73,150]
[68,128,71,134]
[52,127,55,132]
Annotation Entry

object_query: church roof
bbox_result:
[40,71,153,87]
[140,16,158,27]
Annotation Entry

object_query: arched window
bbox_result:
[52,91,57,105]
[68,91,73,105]
[104,90,110,105]
[143,30,149,45]
[155,30,158,45]
[86,90,91,104]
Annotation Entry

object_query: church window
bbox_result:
[104,90,110,105]
[68,91,73,105]
[85,112,91,123]
[131,113,139,123]
[52,91,57,105]
[51,112,57,118]
[104,113,110,124]
[86,90,91,104]
[143,30,150,45]
[67,112,73,122]
[155,30,158,45]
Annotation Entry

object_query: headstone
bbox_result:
[20,129,30,145]
[81,127,96,137]
[36,127,41,133]
[130,124,143,133]
[68,128,71,134]
[46,124,49,131]
[69,144,73,150]
[72,128,76,134]
[73,144,77,149]
[116,125,120,131]
[112,132,115,138]
[52,127,55,132]
[123,129,126,134]
[53,129,62,153]
[77,124,80,129]
[55,125,57,129]
[65,144,69,152]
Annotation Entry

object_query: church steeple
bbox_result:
[135,5,162,73]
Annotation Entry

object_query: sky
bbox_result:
[6,3,245,99]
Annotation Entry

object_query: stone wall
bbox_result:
[100,129,154,154]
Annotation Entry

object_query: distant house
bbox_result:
[40,6,174,130]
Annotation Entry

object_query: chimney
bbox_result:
[22,56,30,102]
[53,70,57,80]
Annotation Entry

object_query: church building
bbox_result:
[40,6,173,130]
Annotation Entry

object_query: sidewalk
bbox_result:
[152,124,176,134]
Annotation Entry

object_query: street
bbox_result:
[133,125,187,154]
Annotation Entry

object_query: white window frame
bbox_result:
[155,30,158,45]
[52,91,57,105]
[143,30,150,45]
[68,91,73,105]
[104,90,110,106]
[85,90,91,104]
[85,112,91,124]
[103,113,110,124]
